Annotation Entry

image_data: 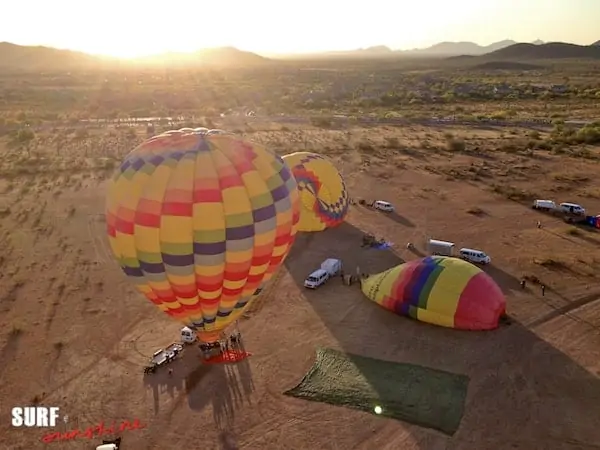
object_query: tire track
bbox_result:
[42,317,142,401]
[528,291,600,328]
[87,214,110,263]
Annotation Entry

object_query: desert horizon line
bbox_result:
[1,37,598,59]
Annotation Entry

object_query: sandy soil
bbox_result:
[1,124,600,450]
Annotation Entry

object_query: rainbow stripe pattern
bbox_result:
[361,256,506,330]
[106,128,300,341]
[282,152,349,232]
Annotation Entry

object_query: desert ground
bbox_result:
[1,117,600,450]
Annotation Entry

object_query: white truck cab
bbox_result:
[304,269,329,289]
[459,248,491,265]
[374,200,394,212]
[180,326,197,344]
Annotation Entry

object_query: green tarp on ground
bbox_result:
[284,348,469,435]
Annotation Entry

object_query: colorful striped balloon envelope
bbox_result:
[361,256,506,330]
[106,128,300,342]
[282,152,349,232]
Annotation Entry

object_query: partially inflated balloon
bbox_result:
[361,256,506,330]
[282,152,349,232]
[106,128,300,342]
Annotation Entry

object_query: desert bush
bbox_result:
[310,117,332,128]
[533,257,570,270]
[491,184,535,201]
[466,206,487,216]
[446,139,465,152]
[385,137,400,148]
[357,141,375,152]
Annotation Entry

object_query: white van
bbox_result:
[459,248,491,265]
[374,200,394,212]
[559,202,585,216]
[532,200,556,211]
[304,269,330,289]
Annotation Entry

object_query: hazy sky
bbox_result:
[1,0,598,57]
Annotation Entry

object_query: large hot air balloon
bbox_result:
[106,128,300,342]
[361,256,506,330]
[282,152,349,232]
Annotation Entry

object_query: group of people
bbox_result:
[199,331,244,359]
[520,279,546,296]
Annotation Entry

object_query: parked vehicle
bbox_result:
[96,437,121,450]
[532,200,557,211]
[143,343,183,374]
[559,202,585,216]
[304,269,330,289]
[459,248,491,265]
[320,258,342,276]
[373,200,394,212]
[427,239,455,256]
[180,326,197,344]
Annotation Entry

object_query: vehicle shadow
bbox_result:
[283,220,600,448]
[382,211,416,228]
[143,346,255,425]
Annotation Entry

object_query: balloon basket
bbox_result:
[203,350,252,365]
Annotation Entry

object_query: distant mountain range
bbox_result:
[1,39,599,72]
[288,39,600,59]
[355,39,532,56]
[481,42,600,60]
[0,42,269,71]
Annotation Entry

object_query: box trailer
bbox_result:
[427,239,455,256]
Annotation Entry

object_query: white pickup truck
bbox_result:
[143,343,183,374]
[304,258,342,289]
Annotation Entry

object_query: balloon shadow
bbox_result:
[481,263,522,295]
[142,347,204,414]
[207,361,255,430]
[143,347,255,429]
[284,221,600,447]
[286,222,404,278]
[0,331,22,379]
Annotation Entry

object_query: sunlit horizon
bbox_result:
[1,0,598,58]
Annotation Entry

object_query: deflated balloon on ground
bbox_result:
[106,128,300,342]
[282,151,349,232]
[361,256,506,330]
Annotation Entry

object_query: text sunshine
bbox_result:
[41,419,145,443]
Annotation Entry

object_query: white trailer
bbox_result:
[532,199,557,211]
[320,258,342,276]
[427,239,455,256]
